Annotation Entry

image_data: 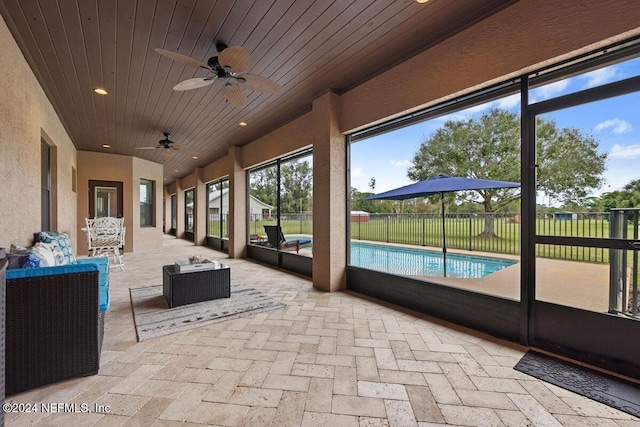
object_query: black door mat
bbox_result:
[514,351,640,418]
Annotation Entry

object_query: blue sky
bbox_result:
[351,56,640,203]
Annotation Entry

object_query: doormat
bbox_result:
[130,281,285,341]
[514,350,640,418]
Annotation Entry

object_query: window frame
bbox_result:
[139,178,155,227]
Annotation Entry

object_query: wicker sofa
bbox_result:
[5,257,109,395]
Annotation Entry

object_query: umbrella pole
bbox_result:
[441,192,447,277]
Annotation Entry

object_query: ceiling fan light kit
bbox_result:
[154,43,283,108]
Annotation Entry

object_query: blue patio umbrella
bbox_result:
[365,174,520,277]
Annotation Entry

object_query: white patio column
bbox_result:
[313,91,346,292]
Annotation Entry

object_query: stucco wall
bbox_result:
[241,113,313,169]
[132,156,164,251]
[0,15,78,250]
[341,0,640,133]
[77,151,163,254]
[202,156,229,184]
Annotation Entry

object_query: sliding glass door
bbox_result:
[526,56,640,374]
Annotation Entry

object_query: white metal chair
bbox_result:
[85,217,126,270]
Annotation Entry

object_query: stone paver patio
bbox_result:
[5,236,639,426]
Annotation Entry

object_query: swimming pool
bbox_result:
[287,237,516,278]
[350,242,515,278]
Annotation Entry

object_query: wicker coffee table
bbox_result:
[162,262,230,307]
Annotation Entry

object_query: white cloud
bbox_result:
[530,79,569,102]
[497,94,521,109]
[609,144,640,159]
[594,118,632,134]
[391,159,413,168]
[580,65,619,88]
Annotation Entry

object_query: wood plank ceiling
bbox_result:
[0,0,516,182]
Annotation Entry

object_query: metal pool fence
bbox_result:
[348,211,621,263]
[219,210,637,265]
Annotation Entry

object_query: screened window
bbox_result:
[248,150,313,255]
[170,194,177,232]
[207,178,229,238]
[185,188,195,233]
[140,179,155,227]
[349,82,522,298]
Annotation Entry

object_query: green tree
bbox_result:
[249,160,313,216]
[408,108,606,236]
[535,118,606,203]
[622,179,640,207]
[249,166,277,211]
[280,160,313,213]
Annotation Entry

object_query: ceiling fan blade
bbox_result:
[240,73,284,94]
[154,48,210,69]
[222,83,247,108]
[173,77,215,91]
[218,45,250,73]
[136,146,160,150]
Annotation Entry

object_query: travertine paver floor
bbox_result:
[5,236,640,426]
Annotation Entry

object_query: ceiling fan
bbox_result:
[154,43,283,108]
[136,132,193,157]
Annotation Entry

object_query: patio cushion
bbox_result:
[37,232,77,265]
[30,242,58,266]
[9,243,32,255]
[6,257,110,311]
[77,257,110,311]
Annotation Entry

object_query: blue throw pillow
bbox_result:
[6,253,28,269]
[5,253,41,269]
[38,232,77,265]
[22,253,41,268]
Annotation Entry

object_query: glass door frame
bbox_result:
[184,188,195,242]
[88,180,123,219]
[522,74,640,377]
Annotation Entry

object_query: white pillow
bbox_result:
[32,242,66,266]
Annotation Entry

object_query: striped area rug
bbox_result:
[130,281,285,341]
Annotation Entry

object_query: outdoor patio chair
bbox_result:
[263,225,311,253]
[85,217,126,270]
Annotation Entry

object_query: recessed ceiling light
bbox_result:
[102,144,110,148]
[174,169,180,172]
[416,0,429,3]
[94,88,108,95]
[239,121,247,127]
[192,156,198,160]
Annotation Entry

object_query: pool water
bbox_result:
[287,236,516,279]
[350,242,515,278]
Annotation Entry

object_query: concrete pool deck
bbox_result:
[429,257,610,313]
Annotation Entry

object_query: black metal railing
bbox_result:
[207,213,229,238]
[349,212,521,255]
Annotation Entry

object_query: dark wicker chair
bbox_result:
[5,269,102,396]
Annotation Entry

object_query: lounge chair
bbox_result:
[263,225,311,253]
